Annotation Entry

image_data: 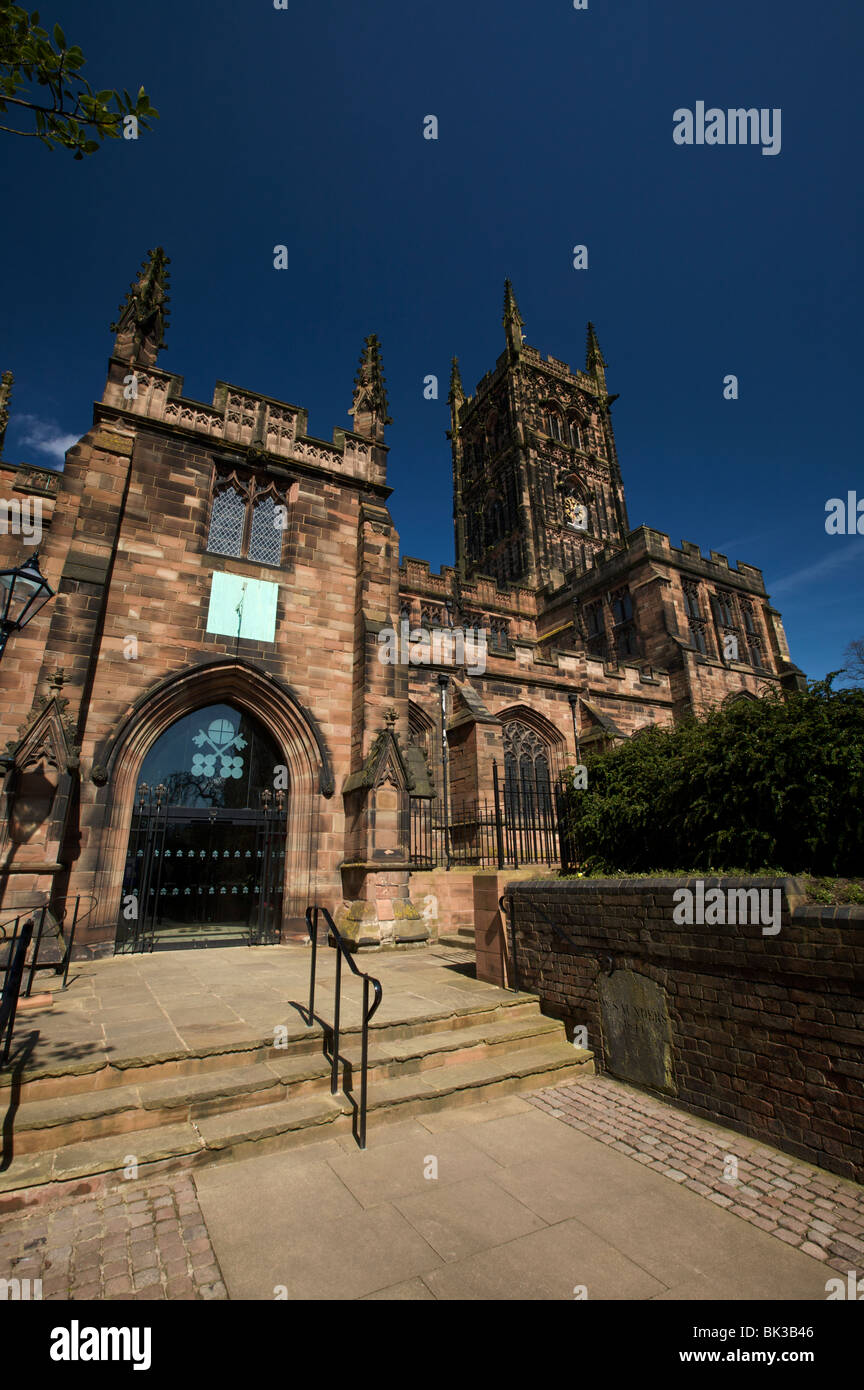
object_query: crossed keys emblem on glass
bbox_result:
[191,718,248,779]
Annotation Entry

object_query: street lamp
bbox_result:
[0,551,54,661]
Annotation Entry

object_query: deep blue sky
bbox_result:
[1,0,861,681]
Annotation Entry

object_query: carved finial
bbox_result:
[111,247,171,366]
[0,370,13,457]
[448,357,464,403]
[48,668,66,694]
[585,322,607,391]
[503,279,524,355]
[448,356,465,432]
[383,707,397,729]
[349,334,391,441]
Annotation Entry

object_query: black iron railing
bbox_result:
[121,786,287,953]
[411,765,565,870]
[0,918,33,1068]
[304,905,383,1150]
[0,895,94,997]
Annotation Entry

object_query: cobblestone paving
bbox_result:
[0,1173,227,1301]
[531,1076,864,1278]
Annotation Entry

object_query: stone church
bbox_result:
[0,250,805,956]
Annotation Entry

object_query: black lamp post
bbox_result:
[0,551,55,661]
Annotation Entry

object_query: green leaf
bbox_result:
[52,22,65,48]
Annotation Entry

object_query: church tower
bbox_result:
[451,282,630,590]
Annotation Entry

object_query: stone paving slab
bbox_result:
[2,945,528,1082]
[0,1085,844,1301]
[191,1093,832,1301]
[530,1076,864,1281]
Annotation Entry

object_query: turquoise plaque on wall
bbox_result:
[206,572,278,643]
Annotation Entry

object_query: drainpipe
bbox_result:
[437,674,451,870]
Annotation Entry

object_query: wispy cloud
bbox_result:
[770,545,862,596]
[709,527,784,557]
[14,414,80,466]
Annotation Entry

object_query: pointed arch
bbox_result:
[0,699,78,861]
[722,689,760,709]
[88,658,333,940]
[408,699,437,791]
[495,704,567,748]
[206,480,246,557]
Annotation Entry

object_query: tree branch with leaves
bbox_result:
[0,2,158,158]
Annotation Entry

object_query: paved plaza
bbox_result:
[2,1081,861,1301]
[9,941,486,1081]
[1,943,861,1301]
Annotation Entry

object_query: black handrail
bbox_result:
[498,893,522,993]
[0,919,34,1067]
[0,896,95,993]
[304,905,383,1150]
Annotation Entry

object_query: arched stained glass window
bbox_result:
[137,703,284,810]
[248,493,283,566]
[207,487,245,558]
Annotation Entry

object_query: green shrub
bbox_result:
[562,678,864,876]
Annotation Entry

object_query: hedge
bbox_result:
[561,678,864,876]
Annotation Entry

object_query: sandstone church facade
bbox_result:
[0,251,805,955]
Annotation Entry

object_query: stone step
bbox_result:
[437,931,476,949]
[8,1011,568,1154]
[2,993,545,1104]
[0,1037,593,1196]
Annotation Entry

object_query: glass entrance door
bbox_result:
[116,703,288,952]
[119,807,286,951]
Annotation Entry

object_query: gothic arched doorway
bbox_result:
[117,702,287,952]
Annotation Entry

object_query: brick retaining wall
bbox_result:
[491,878,864,1183]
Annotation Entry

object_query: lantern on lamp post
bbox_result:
[0,552,54,662]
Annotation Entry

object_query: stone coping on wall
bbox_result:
[504,874,864,923]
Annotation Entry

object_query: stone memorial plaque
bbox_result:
[598,970,676,1095]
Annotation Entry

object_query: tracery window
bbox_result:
[489,618,510,653]
[611,588,633,625]
[714,590,737,627]
[569,418,583,449]
[486,410,504,452]
[611,587,638,662]
[206,474,286,567]
[583,599,606,659]
[683,581,709,655]
[248,493,283,566]
[421,605,445,630]
[712,590,743,663]
[546,407,563,442]
[207,486,246,559]
[683,581,702,621]
[739,598,764,668]
[503,721,553,817]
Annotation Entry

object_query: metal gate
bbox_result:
[118,787,287,952]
